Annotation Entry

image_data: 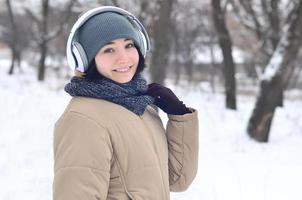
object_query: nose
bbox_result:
[116,48,129,64]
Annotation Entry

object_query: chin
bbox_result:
[117,79,132,84]
[113,76,133,84]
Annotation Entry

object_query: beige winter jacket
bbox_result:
[53,97,199,200]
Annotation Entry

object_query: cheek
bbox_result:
[95,56,112,73]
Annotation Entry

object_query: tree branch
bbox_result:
[46,0,77,41]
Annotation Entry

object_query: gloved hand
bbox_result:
[147,83,191,115]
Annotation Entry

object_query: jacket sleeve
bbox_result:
[166,109,199,192]
[53,112,113,200]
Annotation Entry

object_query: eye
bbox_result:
[125,42,135,49]
[103,48,114,53]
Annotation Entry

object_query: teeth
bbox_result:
[114,66,131,72]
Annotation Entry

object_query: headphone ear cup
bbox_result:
[138,29,147,56]
[128,18,149,57]
[71,42,89,72]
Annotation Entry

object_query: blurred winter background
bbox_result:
[0,0,302,200]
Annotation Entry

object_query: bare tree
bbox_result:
[25,0,75,81]
[230,0,282,59]
[247,0,302,142]
[172,1,206,82]
[5,0,19,75]
[230,0,286,106]
[1,5,32,72]
[150,0,174,85]
[38,0,50,81]
[212,0,237,109]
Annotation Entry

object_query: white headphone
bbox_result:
[66,6,151,72]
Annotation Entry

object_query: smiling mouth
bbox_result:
[113,66,132,72]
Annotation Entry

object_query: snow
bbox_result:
[1,59,302,200]
[261,49,283,81]
[194,45,245,64]
[260,18,291,82]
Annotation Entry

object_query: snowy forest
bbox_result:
[0,0,302,199]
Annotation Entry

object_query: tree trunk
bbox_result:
[247,76,281,142]
[38,0,49,81]
[266,0,283,107]
[247,1,302,142]
[38,42,47,81]
[212,0,237,109]
[36,0,75,80]
[6,0,18,75]
[150,0,174,85]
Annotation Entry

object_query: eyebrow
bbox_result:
[105,39,131,45]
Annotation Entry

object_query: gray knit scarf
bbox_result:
[65,75,154,115]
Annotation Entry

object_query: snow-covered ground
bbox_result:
[0,59,302,200]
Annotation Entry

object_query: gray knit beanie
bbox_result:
[76,12,143,67]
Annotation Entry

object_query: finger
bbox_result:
[148,83,157,89]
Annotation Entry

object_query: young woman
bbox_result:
[53,6,199,200]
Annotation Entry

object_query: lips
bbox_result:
[113,66,132,72]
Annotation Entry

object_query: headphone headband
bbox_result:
[66,6,150,72]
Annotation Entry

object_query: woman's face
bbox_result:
[94,38,139,83]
